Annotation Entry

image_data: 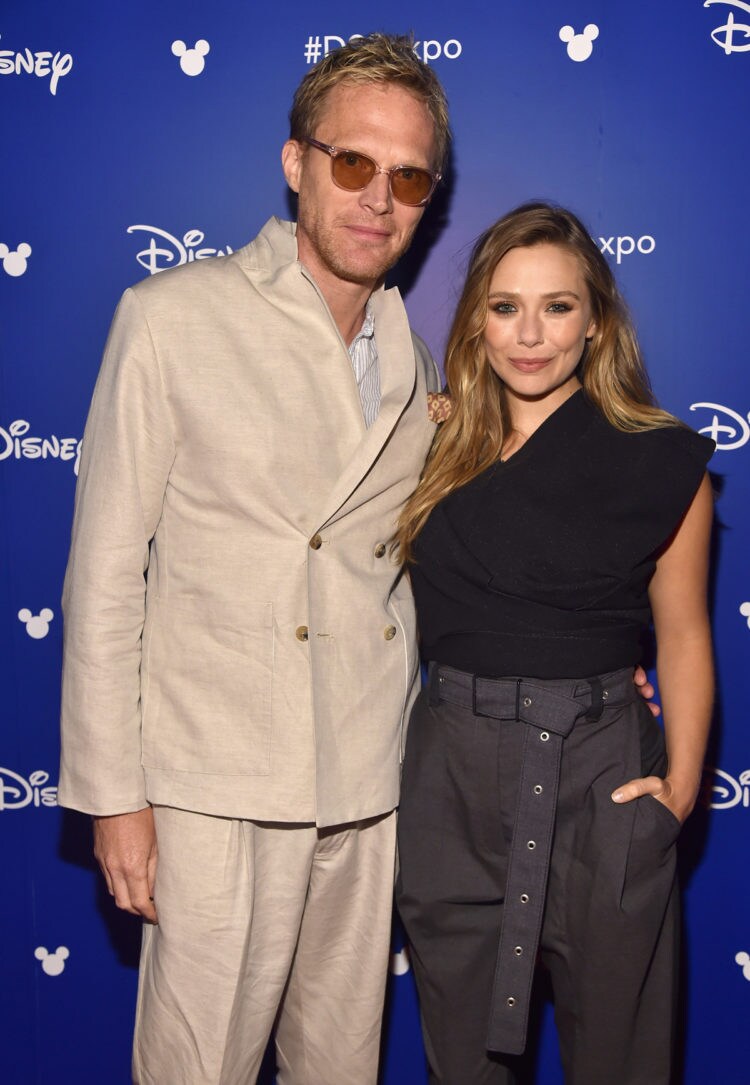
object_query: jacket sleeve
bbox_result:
[410,330,441,393]
[58,287,176,815]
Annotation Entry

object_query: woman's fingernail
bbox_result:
[612,791,623,802]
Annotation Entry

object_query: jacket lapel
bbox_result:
[315,286,418,528]
[242,219,420,533]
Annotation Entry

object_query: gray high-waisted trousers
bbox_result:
[396,665,680,1085]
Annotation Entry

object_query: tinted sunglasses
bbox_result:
[303,136,440,207]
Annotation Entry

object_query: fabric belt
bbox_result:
[426,662,635,1055]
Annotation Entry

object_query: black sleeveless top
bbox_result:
[410,391,714,679]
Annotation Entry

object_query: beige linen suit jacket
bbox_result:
[59,217,438,827]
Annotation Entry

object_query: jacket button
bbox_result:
[374,542,386,558]
[309,534,322,550]
[296,626,309,642]
[384,625,397,640]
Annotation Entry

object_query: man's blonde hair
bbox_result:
[289,33,451,173]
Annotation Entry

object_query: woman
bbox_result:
[395,203,714,1085]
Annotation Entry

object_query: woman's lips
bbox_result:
[508,357,552,373]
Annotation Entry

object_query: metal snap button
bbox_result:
[374,542,386,558]
[540,731,550,741]
[602,689,609,699]
[295,625,309,642]
[384,625,397,640]
[506,997,516,1007]
[527,840,536,850]
[523,696,532,707]
[533,784,543,795]
[309,533,322,550]
[520,893,529,903]
[514,946,523,956]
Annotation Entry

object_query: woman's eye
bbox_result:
[547,302,572,313]
[493,302,516,314]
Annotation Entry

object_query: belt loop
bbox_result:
[515,678,522,722]
[586,676,603,721]
[427,662,441,707]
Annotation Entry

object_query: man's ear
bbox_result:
[281,139,303,194]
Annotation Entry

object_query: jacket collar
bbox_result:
[237,218,422,526]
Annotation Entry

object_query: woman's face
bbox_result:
[483,242,596,412]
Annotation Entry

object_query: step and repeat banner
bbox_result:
[1,1,748,1082]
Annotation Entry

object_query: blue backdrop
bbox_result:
[2,1,748,1082]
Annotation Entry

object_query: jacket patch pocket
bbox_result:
[141,598,273,776]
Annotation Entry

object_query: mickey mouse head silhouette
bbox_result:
[391,947,411,976]
[35,946,70,977]
[0,242,32,277]
[171,39,210,77]
[736,951,750,981]
[740,602,750,629]
[18,608,54,639]
[559,24,599,63]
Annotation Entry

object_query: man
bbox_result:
[59,33,449,1085]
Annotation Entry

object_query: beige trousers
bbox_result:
[132,805,397,1085]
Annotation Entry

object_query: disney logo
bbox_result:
[689,402,749,449]
[701,766,750,809]
[0,419,82,474]
[704,1,750,53]
[0,768,58,811]
[0,35,74,96]
[127,225,234,275]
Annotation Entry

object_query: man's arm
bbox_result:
[60,287,176,914]
[633,665,660,716]
[612,475,714,821]
[60,287,175,812]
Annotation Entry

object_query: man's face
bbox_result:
[282,81,438,293]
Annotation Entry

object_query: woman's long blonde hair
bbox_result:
[395,202,678,562]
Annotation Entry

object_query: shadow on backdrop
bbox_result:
[386,150,455,299]
[58,807,142,969]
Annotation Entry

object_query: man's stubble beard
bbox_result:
[297,200,419,288]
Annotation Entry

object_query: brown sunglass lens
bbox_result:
[391,169,433,205]
[332,152,376,189]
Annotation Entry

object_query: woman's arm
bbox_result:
[611,472,714,823]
